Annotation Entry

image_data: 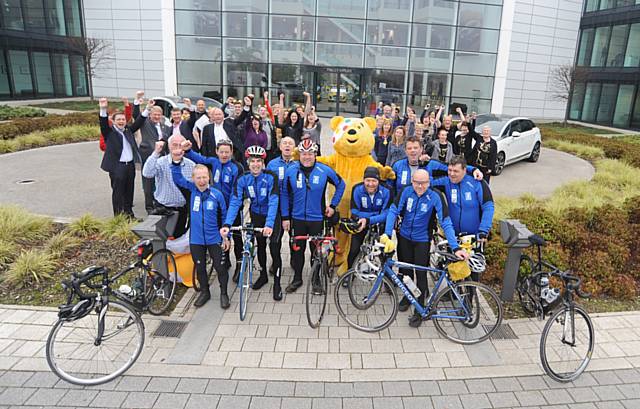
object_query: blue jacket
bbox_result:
[171,164,227,245]
[281,162,346,222]
[391,158,447,195]
[266,155,295,195]
[431,175,494,236]
[385,186,459,249]
[224,171,279,228]
[350,183,392,226]
[184,149,243,204]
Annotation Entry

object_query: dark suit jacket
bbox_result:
[201,108,249,162]
[99,112,145,173]
[171,110,200,153]
[133,104,171,162]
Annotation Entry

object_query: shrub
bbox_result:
[0,240,17,269]
[0,125,100,154]
[3,249,57,288]
[0,111,97,140]
[45,232,81,259]
[101,214,136,244]
[67,214,103,238]
[0,105,46,121]
[544,139,604,160]
[0,206,53,245]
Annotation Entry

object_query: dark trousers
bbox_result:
[291,219,323,283]
[226,213,243,268]
[397,234,431,304]
[251,213,282,274]
[347,229,367,269]
[109,162,135,217]
[142,175,155,214]
[269,223,292,273]
[477,166,491,184]
[190,243,228,295]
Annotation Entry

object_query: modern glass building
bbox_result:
[568,0,640,129]
[173,0,503,117]
[0,0,88,100]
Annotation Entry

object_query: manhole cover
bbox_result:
[152,320,188,338]
[485,323,519,340]
[16,179,35,185]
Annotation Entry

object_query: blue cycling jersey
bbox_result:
[266,155,295,194]
[391,158,477,197]
[350,182,392,226]
[184,149,243,204]
[224,171,279,229]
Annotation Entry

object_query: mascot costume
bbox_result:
[316,116,395,275]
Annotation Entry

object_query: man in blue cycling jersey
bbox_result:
[281,139,346,293]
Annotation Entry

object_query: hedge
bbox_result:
[0,105,46,121]
[0,125,99,154]
[0,111,97,140]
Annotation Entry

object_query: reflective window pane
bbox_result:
[24,0,47,33]
[454,52,496,76]
[317,18,365,43]
[52,53,72,96]
[176,36,222,60]
[270,0,316,15]
[412,24,454,49]
[369,69,406,105]
[367,0,412,21]
[223,12,267,38]
[175,10,220,36]
[69,55,87,96]
[9,50,33,97]
[270,15,314,40]
[63,0,81,36]
[224,39,268,62]
[576,28,594,66]
[585,0,599,11]
[224,62,268,87]
[410,49,453,72]
[271,64,315,101]
[625,23,640,67]
[449,97,492,115]
[365,46,408,70]
[582,83,601,122]
[317,0,366,19]
[606,24,628,67]
[178,60,221,84]
[569,82,585,120]
[178,84,223,99]
[270,40,314,64]
[631,90,640,129]
[451,74,493,99]
[596,83,617,123]
[590,26,611,67]
[366,21,410,46]
[222,0,267,12]
[33,52,54,95]
[457,28,499,53]
[44,0,65,35]
[613,84,634,127]
[174,0,220,10]
[409,72,450,102]
[3,0,25,30]
[458,3,501,29]
[413,0,457,25]
[316,43,363,67]
[0,52,10,97]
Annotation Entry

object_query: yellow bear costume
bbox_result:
[316,116,395,275]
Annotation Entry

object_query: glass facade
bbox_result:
[0,0,88,100]
[174,0,502,116]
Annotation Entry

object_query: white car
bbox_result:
[474,114,542,175]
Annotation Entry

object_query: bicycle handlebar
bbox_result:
[550,270,591,299]
[291,235,338,252]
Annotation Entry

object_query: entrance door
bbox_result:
[315,69,364,117]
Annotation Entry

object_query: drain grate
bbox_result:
[16,179,35,185]
[485,323,519,340]
[152,320,188,338]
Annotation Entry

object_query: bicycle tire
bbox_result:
[305,259,328,328]
[239,256,251,321]
[46,298,145,386]
[540,305,594,382]
[347,265,383,311]
[432,281,503,344]
[334,270,398,333]
[516,254,538,315]
[146,249,178,315]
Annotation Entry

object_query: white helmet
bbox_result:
[468,252,486,273]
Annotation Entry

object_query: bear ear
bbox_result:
[330,116,345,131]
[363,117,377,132]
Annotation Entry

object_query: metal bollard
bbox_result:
[499,219,535,301]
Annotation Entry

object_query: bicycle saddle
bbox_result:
[528,234,546,247]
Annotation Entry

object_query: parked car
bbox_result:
[275,82,306,104]
[474,114,542,176]
[328,86,347,102]
[152,96,222,123]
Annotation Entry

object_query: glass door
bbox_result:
[316,70,338,116]
[339,71,362,115]
[315,69,365,117]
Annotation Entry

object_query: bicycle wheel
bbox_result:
[516,255,538,315]
[432,281,503,344]
[46,299,145,386]
[306,259,328,328]
[146,250,178,315]
[239,256,251,321]
[540,305,594,382]
[334,270,398,333]
[348,261,383,310]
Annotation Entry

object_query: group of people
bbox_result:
[98,92,495,327]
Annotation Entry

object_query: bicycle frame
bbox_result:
[238,229,257,289]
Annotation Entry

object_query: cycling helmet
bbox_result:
[245,145,267,159]
[339,218,360,234]
[298,139,318,153]
[468,252,486,273]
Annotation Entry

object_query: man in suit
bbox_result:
[98,97,148,217]
[200,97,250,163]
[169,98,199,152]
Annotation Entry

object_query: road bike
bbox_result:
[231,224,263,321]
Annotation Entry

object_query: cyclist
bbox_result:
[347,166,392,270]
[170,163,230,309]
[380,169,467,328]
[280,139,346,293]
[220,146,280,295]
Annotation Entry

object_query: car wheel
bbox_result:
[527,142,541,162]
[494,152,506,176]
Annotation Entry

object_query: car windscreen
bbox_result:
[475,120,509,136]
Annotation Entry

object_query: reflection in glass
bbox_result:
[625,23,640,67]
[413,0,457,25]
[631,91,640,129]
[448,97,491,116]
[585,0,599,11]
[176,36,222,60]
[270,41,314,64]
[0,52,10,96]
[63,0,81,36]
[365,46,408,70]
[316,43,363,67]
[596,83,617,123]
[606,25,628,67]
[317,0,366,19]
[409,72,449,103]
[458,3,501,29]
[224,62,268,86]
[9,50,33,96]
[456,27,499,53]
[270,15,314,40]
[178,61,221,84]
[223,12,268,38]
[410,49,453,73]
[366,21,410,46]
[412,24,454,49]
[175,10,220,36]
[590,26,611,67]
[222,0,267,12]
[270,0,316,15]
[451,74,493,99]
[174,0,220,10]
[368,69,406,106]
[224,39,268,62]
[52,53,72,96]
[582,83,601,122]
[317,17,365,43]
[576,29,594,66]
[453,52,497,76]
[3,0,25,30]
[33,52,54,95]
[178,84,223,99]
[569,82,585,120]
[70,55,87,96]
[44,0,65,35]
[613,84,634,127]
[367,0,412,22]
[24,0,47,33]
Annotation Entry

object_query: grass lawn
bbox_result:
[539,122,621,135]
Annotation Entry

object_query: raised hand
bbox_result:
[181,140,192,151]
[99,98,108,109]
[154,141,165,154]
[183,97,191,107]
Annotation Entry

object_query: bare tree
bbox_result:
[66,37,113,100]
[550,64,585,125]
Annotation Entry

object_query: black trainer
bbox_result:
[285,280,303,293]
[408,311,423,328]
[220,293,230,309]
[252,275,268,290]
[194,291,210,308]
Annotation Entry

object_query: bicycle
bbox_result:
[334,243,503,344]
[230,224,263,321]
[46,266,145,386]
[345,223,386,309]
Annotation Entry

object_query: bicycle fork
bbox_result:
[560,307,577,347]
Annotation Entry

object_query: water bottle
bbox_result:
[403,275,422,298]
[118,284,137,297]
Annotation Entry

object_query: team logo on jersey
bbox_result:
[465,191,472,201]
[279,167,284,179]
[312,175,320,185]
[296,174,303,188]
[361,197,368,208]
[206,200,214,210]
[401,171,408,185]
[248,185,255,198]
[260,187,267,197]
[451,189,458,204]
[193,196,201,212]
[376,198,382,206]
[213,169,220,183]
[406,197,414,211]
[420,203,428,212]
[223,175,230,183]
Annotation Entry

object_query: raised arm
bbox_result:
[142,142,165,178]
[327,167,346,209]
[129,99,152,134]
[265,173,279,229]
[478,181,494,236]
[234,95,252,127]
[264,91,275,123]
[369,188,392,226]
[98,98,112,137]
[302,92,311,119]
[171,161,195,191]
[433,190,459,252]
[277,93,285,126]
[223,178,244,227]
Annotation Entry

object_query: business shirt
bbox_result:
[142,153,195,207]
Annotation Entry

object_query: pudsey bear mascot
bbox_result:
[316,116,395,275]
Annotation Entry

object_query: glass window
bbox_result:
[409,72,450,102]
[458,3,501,30]
[366,21,410,47]
[569,82,585,120]
[449,97,492,115]
[223,12,267,38]
[585,0,599,11]
[613,84,634,127]
[175,10,220,36]
[176,36,222,60]
[270,0,316,15]
[590,26,611,67]
[596,83,617,123]
[606,24,628,67]
[178,61,221,84]
[270,40,314,64]
[0,52,9,97]
[582,82,601,122]
[222,0,267,12]
[413,0,457,25]
[3,0,24,30]
[625,23,640,67]
[369,69,406,105]
[24,0,47,33]
[317,0,366,19]
[367,0,412,21]
[270,15,314,40]
[599,0,615,8]
[32,52,53,95]
[631,90,640,129]
[51,53,72,96]
[44,0,65,35]
[365,46,408,70]
[453,52,497,76]
[178,84,223,100]
[410,49,453,72]
[224,62,268,87]
[174,0,220,10]
[317,17,365,43]
[9,50,33,97]
[271,64,315,94]
[63,0,81,36]
[456,28,499,53]
[576,29,594,67]
[412,24,454,49]
[224,39,268,62]
[69,55,86,96]
[316,43,363,67]
[451,74,493,99]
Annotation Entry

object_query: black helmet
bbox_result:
[339,217,360,234]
